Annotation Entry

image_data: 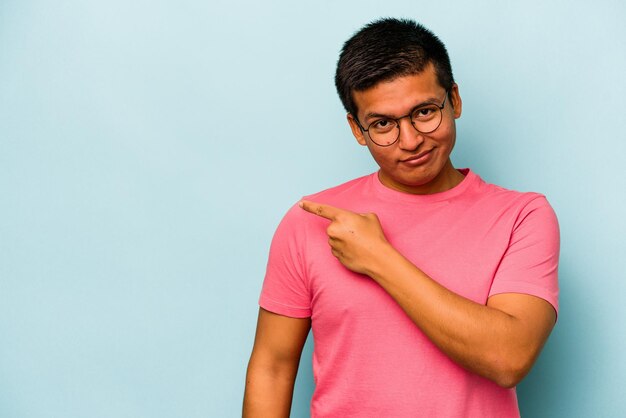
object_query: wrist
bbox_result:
[365,242,402,281]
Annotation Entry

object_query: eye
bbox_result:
[412,105,438,120]
[371,119,396,132]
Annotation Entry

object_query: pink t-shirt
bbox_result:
[260,169,559,418]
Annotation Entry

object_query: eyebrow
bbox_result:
[363,97,441,122]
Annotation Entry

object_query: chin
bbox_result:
[402,171,438,186]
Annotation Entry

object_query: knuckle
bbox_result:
[327,225,340,236]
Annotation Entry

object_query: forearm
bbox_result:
[243,355,299,417]
[367,245,549,387]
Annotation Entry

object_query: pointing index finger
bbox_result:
[299,200,345,220]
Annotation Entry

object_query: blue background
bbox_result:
[1,1,625,417]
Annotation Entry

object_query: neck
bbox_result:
[379,160,465,195]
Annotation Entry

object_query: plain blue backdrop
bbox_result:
[1,1,625,417]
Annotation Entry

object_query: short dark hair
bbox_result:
[335,18,455,116]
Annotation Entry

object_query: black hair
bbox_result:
[335,18,455,116]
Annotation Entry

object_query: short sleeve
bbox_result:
[489,196,560,314]
[259,204,312,318]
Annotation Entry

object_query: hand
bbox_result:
[299,200,391,275]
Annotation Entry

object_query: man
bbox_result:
[243,18,559,417]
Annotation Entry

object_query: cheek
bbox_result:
[436,124,456,149]
[366,147,395,167]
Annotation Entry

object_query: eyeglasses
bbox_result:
[353,91,449,147]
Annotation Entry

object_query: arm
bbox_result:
[299,200,556,388]
[368,246,555,387]
[243,307,311,417]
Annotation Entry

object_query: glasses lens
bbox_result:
[411,105,442,133]
[368,119,399,146]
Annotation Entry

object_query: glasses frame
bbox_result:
[353,90,450,147]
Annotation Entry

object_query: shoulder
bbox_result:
[455,171,559,240]
[302,173,374,207]
[275,173,376,234]
[468,172,557,220]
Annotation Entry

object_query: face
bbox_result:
[348,63,463,195]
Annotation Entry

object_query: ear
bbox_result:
[347,113,368,146]
[449,83,462,119]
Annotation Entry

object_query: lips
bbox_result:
[400,149,434,165]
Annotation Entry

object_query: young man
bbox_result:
[243,18,559,417]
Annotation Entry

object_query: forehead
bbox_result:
[353,64,444,119]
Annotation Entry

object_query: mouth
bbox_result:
[400,149,434,165]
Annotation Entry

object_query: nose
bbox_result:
[397,117,424,151]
